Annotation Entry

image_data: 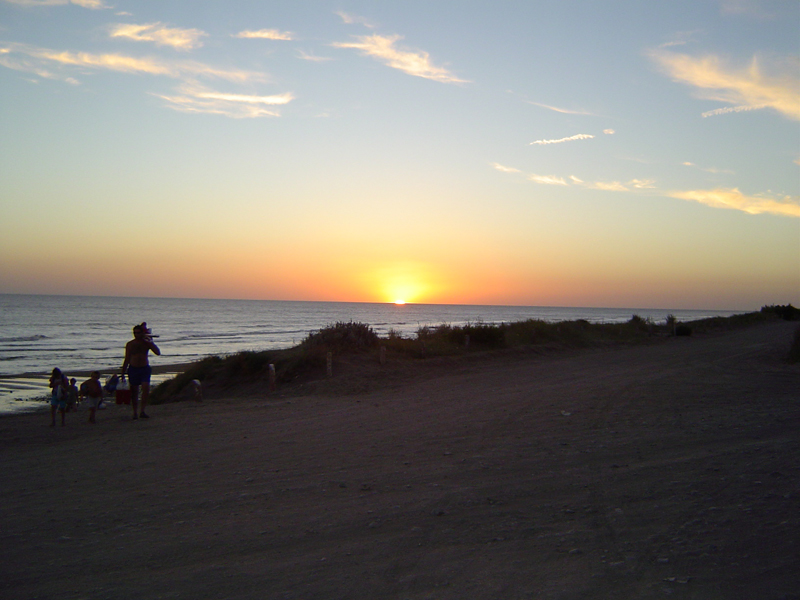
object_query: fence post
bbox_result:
[268,364,276,393]
[380,346,386,365]
[326,352,333,377]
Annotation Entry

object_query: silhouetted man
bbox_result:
[121,323,160,420]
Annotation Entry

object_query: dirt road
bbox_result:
[1,320,798,599]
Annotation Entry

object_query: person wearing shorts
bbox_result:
[81,371,104,424]
[121,324,160,420]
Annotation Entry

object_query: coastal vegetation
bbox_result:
[150,305,799,403]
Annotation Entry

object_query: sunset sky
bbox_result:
[1,0,798,309]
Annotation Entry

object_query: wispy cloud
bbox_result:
[0,42,263,82]
[659,29,703,48]
[718,0,776,19]
[569,176,655,191]
[336,11,377,29]
[649,49,800,120]
[670,188,799,217]
[332,34,468,84]
[0,45,75,82]
[603,129,615,135]
[525,101,595,115]
[629,179,657,189]
[567,178,629,191]
[491,163,520,173]
[234,29,293,41]
[590,181,629,191]
[528,174,568,186]
[22,46,177,76]
[701,104,766,117]
[109,22,207,51]
[4,0,109,7]
[154,83,293,118]
[530,134,594,146]
[498,165,655,192]
[682,161,735,174]
[297,49,332,62]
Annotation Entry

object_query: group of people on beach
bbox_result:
[49,322,161,426]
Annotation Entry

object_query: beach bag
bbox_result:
[115,376,131,405]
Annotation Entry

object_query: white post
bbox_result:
[268,364,276,392]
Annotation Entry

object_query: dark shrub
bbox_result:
[762,304,800,321]
[675,325,692,336]
[463,322,506,348]
[302,321,379,352]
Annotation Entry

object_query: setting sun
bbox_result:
[394,299,406,305]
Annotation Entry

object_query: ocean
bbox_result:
[0,294,740,414]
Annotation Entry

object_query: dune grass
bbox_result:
[150,305,798,403]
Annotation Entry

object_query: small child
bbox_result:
[49,368,67,427]
[81,371,104,424]
[66,378,79,412]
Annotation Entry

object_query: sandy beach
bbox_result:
[1,320,798,600]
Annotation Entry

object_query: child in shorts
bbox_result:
[80,371,104,424]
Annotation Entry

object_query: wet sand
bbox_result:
[1,320,798,599]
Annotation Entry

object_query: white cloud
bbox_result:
[628,179,656,189]
[336,11,377,28]
[496,164,655,193]
[682,162,735,174]
[0,43,263,82]
[332,34,468,84]
[234,29,293,41]
[649,49,800,121]
[659,29,703,48]
[589,181,629,191]
[528,174,568,186]
[110,22,207,51]
[571,176,656,191]
[154,83,293,119]
[297,50,332,62]
[0,45,69,81]
[525,101,594,115]
[4,0,108,7]
[530,134,594,145]
[670,188,800,217]
[701,104,766,117]
[718,0,776,18]
[491,163,520,173]
[194,90,293,105]
[603,129,615,135]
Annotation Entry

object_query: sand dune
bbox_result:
[1,320,798,599]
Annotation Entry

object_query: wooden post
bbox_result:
[380,346,386,365]
[326,352,333,377]
[268,364,276,392]
[191,379,202,402]
[464,334,470,349]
